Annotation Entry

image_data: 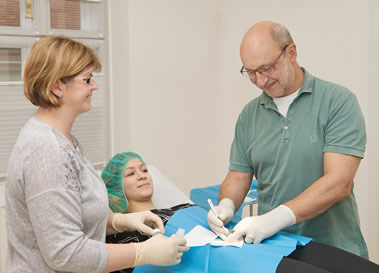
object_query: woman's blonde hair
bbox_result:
[24,35,102,107]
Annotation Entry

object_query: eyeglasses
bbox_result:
[82,74,94,85]
[61,73,94,85]
[240,44,290,81]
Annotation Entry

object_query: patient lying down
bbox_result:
[101,152,193,273]
[102,152,379,273]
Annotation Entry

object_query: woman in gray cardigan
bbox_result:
[5,36,188,273]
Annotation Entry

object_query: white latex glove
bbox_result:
[207,198,235,240]
[227,205,296,244]
[112,211,165,235]
[133,234,189,266]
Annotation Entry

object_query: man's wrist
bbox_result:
[269,205,296,231]
[279,205,296,225]
[219,198,235,212]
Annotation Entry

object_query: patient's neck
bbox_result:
[128,200,156,212]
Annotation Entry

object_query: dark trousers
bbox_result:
[276,242,379,273]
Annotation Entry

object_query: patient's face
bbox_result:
[123,159,154,202]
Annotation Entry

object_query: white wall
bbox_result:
[367,0,379,264]
[109,0,227,192]
[0,183,6,271]
[108,0,378,262]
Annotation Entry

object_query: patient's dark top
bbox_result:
[106,203,194,273]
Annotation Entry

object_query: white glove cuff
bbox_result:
[219,198,235,212]
[112,213,123,233]
[279,205,297,225]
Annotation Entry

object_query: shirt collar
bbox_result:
[259,67,313,108]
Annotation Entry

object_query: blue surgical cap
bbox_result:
[101,152,145,213]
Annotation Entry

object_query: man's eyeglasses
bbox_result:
[240,44,290,81]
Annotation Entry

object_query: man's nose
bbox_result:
[254,72,268,88]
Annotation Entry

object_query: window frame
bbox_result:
[0,0,110,180]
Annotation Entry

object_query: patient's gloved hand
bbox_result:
[112,210,165,235]
[207,198,235,240]
[133,234,189,266]
[226,205,296,244]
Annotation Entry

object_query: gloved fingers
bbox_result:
[214,206,227,222]
[174,252,185,265]
[136,218,164,236]
[137,224,156,236]
[171,234,187,246]
[217,198,235,223]
[140,222,164,236]
[207,210,224,226]
[223,227,230,236]
[253,236,263,244]
[178,245,190,253]
[217,209,233,223]
[210,222,227,233]
[245,234,254,244]
[207,211,228,240]
[209,223,227,237]
[212,227,229,240]
[245,231,264,244]
[143,212,165,234]
[225,229,245,243]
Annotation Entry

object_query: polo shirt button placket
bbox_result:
[282,125,289,143]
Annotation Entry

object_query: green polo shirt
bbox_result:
[230,69,368,258]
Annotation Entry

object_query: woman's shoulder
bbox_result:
[13,117,57,154]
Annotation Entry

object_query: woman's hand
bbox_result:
[133,234,189,266]
[112,211,165,235]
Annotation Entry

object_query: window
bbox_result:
[0,48,22,81]
[0,0,109,179]
[0,1,21,28]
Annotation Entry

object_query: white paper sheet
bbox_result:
[184,225,243,248]
[184,225,218,247]
[210,238,243,248]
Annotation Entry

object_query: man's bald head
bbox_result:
[240,21,295,71]
[239,21,303,98]
[241,21,294,56]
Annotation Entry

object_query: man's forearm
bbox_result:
[284,175,349,223]
[219,170,253,212]
[284,152,360,223]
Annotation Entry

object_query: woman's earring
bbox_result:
[58,91,63,98]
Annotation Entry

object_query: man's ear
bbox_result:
[51,80,63,98]
[287,43,298,63]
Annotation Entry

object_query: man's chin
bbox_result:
[264,89,285,98]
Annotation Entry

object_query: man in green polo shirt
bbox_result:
[207,21,376,269]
